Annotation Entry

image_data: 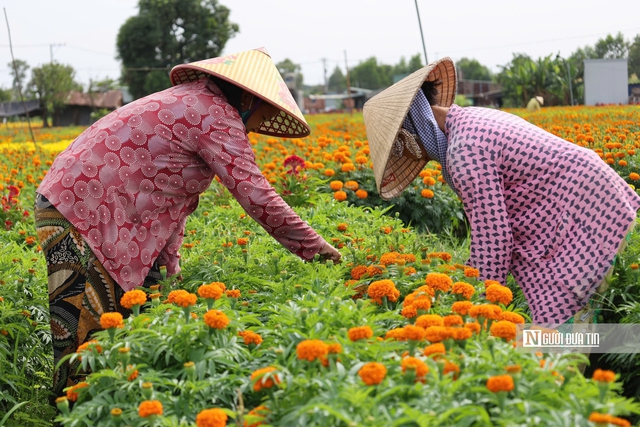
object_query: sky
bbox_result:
[1,0,639,91]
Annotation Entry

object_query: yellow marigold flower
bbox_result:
[66,381,89,402]
[333,190,348,202]
[588,412,630,427]
[401,356,429,382]
[296,339,329,361]
[401,305,418,319]
[486,285,513,305]
[239,330,263,346]
[592,368,616,383]
[500,311,525,324]
[329,180,344,190]
[421,189,435,198]
[415,314,444,329]
[350,265,368,280]
[367,279,400,304]
[358,362,387,385]
[443,315,464,327]
[100,312,124,329]
[226,289,241,298]
[348,326,374,342]
[138,400,163,417]
[403,325,425,341]
[196,408,228,427]
[490,320,517,341]
[486,375,514,393]
[344,180,359,190]
[203,310,229,330]
[198,283,224,300]
[451,282,475,300]
[424,326,450,343]
[120,289,147,309]
[423,342,446,357]
[251,367,280,392]
[425,272,453,292]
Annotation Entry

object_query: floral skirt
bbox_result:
[34,193,162,398]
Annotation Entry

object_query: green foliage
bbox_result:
[116,0,239,99]
[328,66,346,93]
[456,58,493,81]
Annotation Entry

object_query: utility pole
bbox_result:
[344,50,353,114]
[414,0,428,65]
[321,58,328,92]
[50,43,65,63]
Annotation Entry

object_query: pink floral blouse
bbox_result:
[37,79,327,291]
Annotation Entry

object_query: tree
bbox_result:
[628,34,640,79]
[593,32,630,59]
[28,62,81,127]
[7,59,30,101]
[456,57,493,81]
[350,57,391,90]
[327,66,346,93]
[497,54,565,107]
[116,0,239,100]
[276,58,303,89]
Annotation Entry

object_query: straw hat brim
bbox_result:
[170,47,310,138]
[363,57,457,199]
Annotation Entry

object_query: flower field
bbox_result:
[1,106,640,426]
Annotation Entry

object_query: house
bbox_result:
[457,79,503,107]
[0,99,42,119]
[52,90,123,126]
[304,87,373,113]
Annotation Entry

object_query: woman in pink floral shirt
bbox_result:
[35,48,340,396]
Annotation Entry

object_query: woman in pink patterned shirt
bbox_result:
[34,48,341,397]
[364,57,640,327]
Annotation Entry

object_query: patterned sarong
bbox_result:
[34,193,162,398]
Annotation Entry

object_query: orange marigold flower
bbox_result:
[167,289,189,303]
[66,381,89,402]
[463,267,480,278]
[428,252,452,262]
[424,326,450,343]
[443,360,460,379]
[451,282,475,300]
[196,408,228,427]
[484,280,502,288]
[337,222,348,231]
[324,168,335,177]
[592,368,616,383]
[173,291,197,308]
[469,304,502,320]
[452,301,474,316]
[401,356,429,382]
[415,314,444,329]
[421,189,435,198]
[203,310,230,329]
[486,375,514,393]
[334,190,348,202]
[244,405,269,427]
[329,180,344,190]
[344,180,359,190]
[505,364,521,373]
[404,267,418,275]
[490,320,517,341]
[358,362,387,385]
[403,325,426,341]
[630,172,640,181]
[350,265,368,280]
[423,342,446,357]
[450,327,473,340]
[327,343,343,354]
[348,326,374,342]
[500,311,525,324]
[120,289,147,309]
[412,296,432,311]
[425,272,453,292]
[385,327,406,341]
[355,189,368,199]
[77,340,102,356]
[401,305,418,319]
[486,285,513,305]
[198,283,224,300]
[226,289,241,298]
[127,367,139,382]
[588,412,630,427]
[251,367,280,392]
[367,279,400,304]
[443,315,464,327]
[239,330,263,346]
[138,400,163,417]
[237,238,249,246]
[379,251,400,266]
[100,312,124,329]
[296,339,329,361]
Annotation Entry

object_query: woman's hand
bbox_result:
[318,242,342,263]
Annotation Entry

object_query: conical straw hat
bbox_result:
[170,47,310,138]
[363,57,457,199]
